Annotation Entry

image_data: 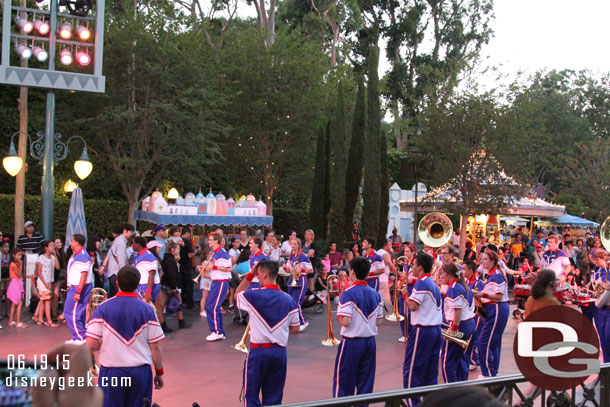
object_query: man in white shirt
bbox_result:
[377,239,396,312]
[280,231,296,259]
[100,223,134,297]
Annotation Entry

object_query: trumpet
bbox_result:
[193,261,210,284]
[289,261,301,288]
[232,323,250,353]
[321,275,341,346]
[472,290,487,320]
[136,288,157,309]
[395,256,407,269]
[441,323,471,350]
[386,272,405,322]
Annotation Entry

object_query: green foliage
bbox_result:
[329,82,347,243]
[344,76,366,241]
[310,124,330,238]
[273,207,310,237]
[0,194,128,238]
[361,42,382,239]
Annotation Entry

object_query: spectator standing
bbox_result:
[17,221,45,254]
[157,241,191,333]
[267,234,281,262]
[238,229,249,252]
[346,242,360,263]
[303,229,320,291]
[1,241,11,318]
[153,225,167,259]
[52,237,67,319]
[179,227,195,309]
[34,240,59,327]
[100,224,133,298]
[229,237,241,264]
[280,231,296,259]
[390,227,402,253]
[451,230,461,248]
[7,248,27,328]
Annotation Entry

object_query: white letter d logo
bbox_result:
[518,321,577,357]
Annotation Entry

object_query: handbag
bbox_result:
[166,292,183,314]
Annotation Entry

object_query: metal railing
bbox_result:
[278,363,610,407]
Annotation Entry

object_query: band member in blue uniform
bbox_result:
[464,261,485,369]
[201,232,233,341]
[361,237,384,291]
[284,238,312,331]
[86,265,165,407]
[541,235,571,281]
[473,250,509,377]
[133,237,161,306]
[64,234,93,344]
[397,244,416,343]
[402,253,442,407]
[333,257,384,402]
[236,260,300,407]
[593,252,609,362]
[248,237,269,291]
[440,263,476,383]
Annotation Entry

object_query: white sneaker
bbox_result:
[398,336,406,343]
[73,339,86,345]
[299,322,309,332]
[205,332,226,342]
[476,374,487,380]
[469,364,478,371]
[65,339,75,344]
[200,311,207,317]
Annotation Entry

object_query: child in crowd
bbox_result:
[198,247,212,317]
[34,241,59,327]
[1,240,11,319]
[7,248,27,328]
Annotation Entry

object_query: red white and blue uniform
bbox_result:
[467,274,485,367]
[86,291,164,407]
[333,280,383,401]
[365,250,384,291]
[134,249,161,304]
[403,274,442,407]
[287,252,312,326]
[206,246,232,336]
[441,280,475,383]
[398,259,414,338]
[248,250,270,291]
[65,248,93,341]
[478,267,509,377]
[542,249,571,279]
[593,266,609,362]
[236,284,299,407]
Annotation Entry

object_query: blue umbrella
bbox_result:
[65,187,88,250]
[537,214,598,227]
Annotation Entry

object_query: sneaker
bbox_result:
[398,336,406,343]
[162,322,174,333]
[178,319,191,329]
[205,332,227,342]
[65,339,75,344]
[299,322,309,332]
[200,311,207,317]
[476,374,487,380]
[469,364,478,371]
[72,339,86,346]
[221,308,227,314]
[227,305,235,313]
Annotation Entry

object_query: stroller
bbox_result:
[301,289,325,314]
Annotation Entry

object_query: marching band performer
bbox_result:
[235,260,300,407]
[473,251,509,377]
[285,238,312,331]
[248,237,270,290]
[203,232,233,341]
[133,237,161,305]
[402,253,442,407]
[541,235,571,281]
[362,237,384,291]
[64,234,93,344]
[333,257,384,400]
[397,244,416,343]
[593,251,609,361]
[464,261,484,369]
[440,263,476,383]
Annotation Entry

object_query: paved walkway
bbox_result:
[0,303,522,406]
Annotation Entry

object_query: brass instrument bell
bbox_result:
[418,213,453,248]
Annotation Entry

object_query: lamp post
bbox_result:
[3,131,93,238]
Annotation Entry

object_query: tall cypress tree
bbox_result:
[329,82,347,245]
[361,42,382,239]
[344,76,366,242]
[322,120,331,239]
[310,125,328,236]
[378,128,389,245]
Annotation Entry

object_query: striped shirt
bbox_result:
[17,233,45,253]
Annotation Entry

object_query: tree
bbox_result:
[361,39,382,239]
[310,124,330,238]
[377,117,389,245]
[412,91,522,257]
[66,1,228,224]
[219,27,329,214]
[344,75,366,241]
[329,81,347,243]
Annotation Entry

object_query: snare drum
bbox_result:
[513,284,531,298]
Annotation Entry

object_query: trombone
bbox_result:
[232,323,250,354]
[193,260,210,284]
[441,323,471,350]
[321,275,341,346]
[386,270,405,322]
[86,288,107,378]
